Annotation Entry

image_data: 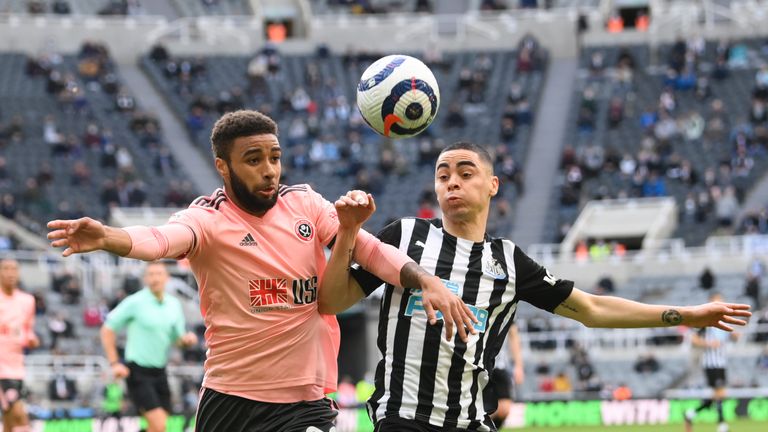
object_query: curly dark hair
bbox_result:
[210,110,278,161]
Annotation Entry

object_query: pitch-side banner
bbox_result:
[24,398,768,431]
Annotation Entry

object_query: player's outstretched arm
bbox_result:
[318,191,375,315]
[47,217,194,260]
[554,288,751,330]
[47,217,132,257]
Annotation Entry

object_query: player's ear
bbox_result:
[489,175,499,198]
[214,158,230,181]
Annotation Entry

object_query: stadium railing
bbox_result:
[518,322,768,355]
[527,234,768,287]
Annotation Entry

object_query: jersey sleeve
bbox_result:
[513,246,574,313]
[104,295,136,332]
[167,206,211,259]
[350,219,403,296]
[305,185,340,248]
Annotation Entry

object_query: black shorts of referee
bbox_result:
[483,368,512,413]
[125,362,172,413]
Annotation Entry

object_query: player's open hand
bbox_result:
[335,190,376,230]
[420,275,479,343]
[26,334,40,349]
[112,362,130,379]
[47,217,107,256]
[179,331,198,348]
[685,302,751,331]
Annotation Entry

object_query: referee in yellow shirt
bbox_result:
[101,261,197,432]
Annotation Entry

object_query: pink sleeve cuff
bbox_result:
[353,229,413,287]
[124,224,195,260]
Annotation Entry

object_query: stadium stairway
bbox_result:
[119,63,220,193]
[738,170,768,226]
[511,57,578,248]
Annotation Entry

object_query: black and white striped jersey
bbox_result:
[351,218,574,431]
[698,327,730,369]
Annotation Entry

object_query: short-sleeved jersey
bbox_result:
[351,218,574,431]
[168,185,341,403]
[105,288,186,368]
[698,327,730,369]
[0,290,35,380]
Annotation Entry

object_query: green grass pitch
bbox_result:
[505,419,767,432]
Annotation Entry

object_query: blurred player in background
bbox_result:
[685,293,739,432]
[0,258,39,432]
[322,142,752,432]
[48,110,474,432]
[485,324,523,429]
[101,261,197,432]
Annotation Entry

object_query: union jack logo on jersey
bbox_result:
[249,278,289,311]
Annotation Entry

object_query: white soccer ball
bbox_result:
[356,55,440,139]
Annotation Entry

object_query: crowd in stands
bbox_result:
[313,0,433,14]
[0,41,194,240]
[313,0,592,14]
[144,38,545,235]
[557,37,768,245]
[17,0,142,15]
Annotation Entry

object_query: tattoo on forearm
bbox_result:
[346,248,354,271]
[662,309,683,325]
[400,262,431,289]
[559,301,578,313]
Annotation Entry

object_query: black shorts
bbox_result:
[483,368,512,414]
[195,387,338,432]
[374,416,496,432]
[0,379,25,412]
[125,363,172,413]
[705,368,727,388]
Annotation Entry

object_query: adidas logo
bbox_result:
[239,233,258,247]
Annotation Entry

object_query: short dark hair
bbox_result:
[210,110,278,161]
[439,141,494,168]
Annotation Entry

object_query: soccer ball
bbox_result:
[356,55,440,139]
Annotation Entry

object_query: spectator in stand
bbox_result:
[613,383,632,400]
[32,292,47,315]
[744,274,761,310]
[595,276,615,295]
[757,346,768,369]
[714,186,739,228]
[700,267,716,290]
[553,372,572,393]
[416,191,438,219]
[83,301,104,328]
[48,372,77,401]
[755,309,768,343]
[445,103,467,129]
[48,312,74,350]
[634,353,660,374]
[589,239,610,261]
